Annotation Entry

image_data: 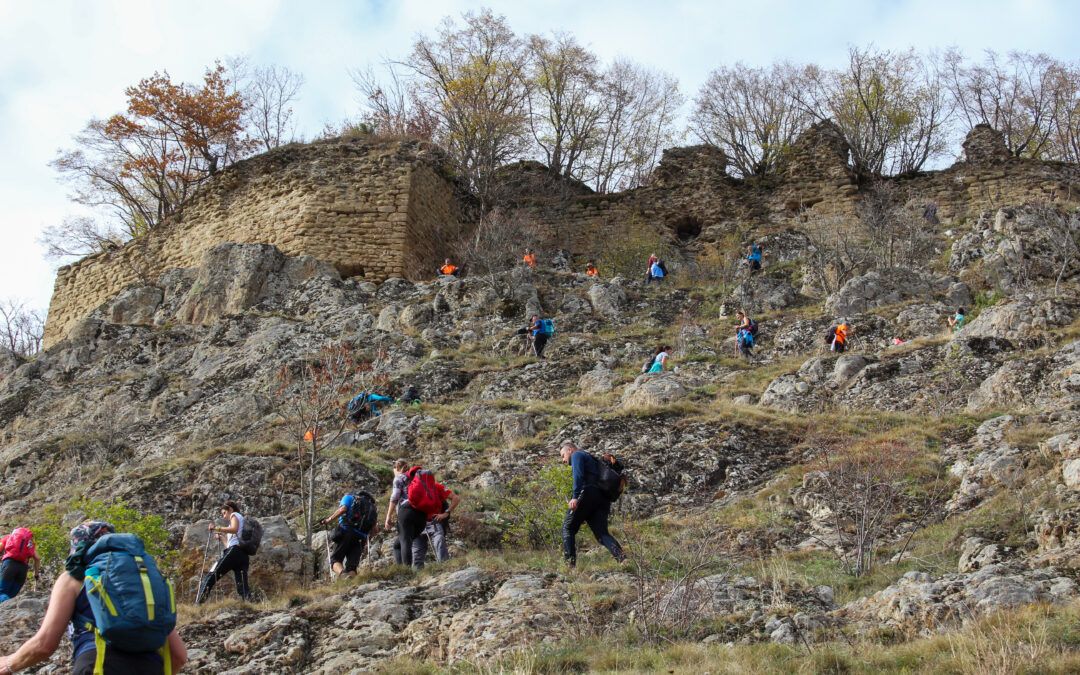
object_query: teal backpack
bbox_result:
[78,533,176,673]
[540,319,554,336]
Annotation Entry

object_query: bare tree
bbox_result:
[272,344,367,547]
[405,9,532,215]
[945,49,1062,158]
[587,59,683,192]
[39,215,125,262]
[350,60,439,139]
[0,299,45,357]
[805,434,919,577]
[801,211,875,296]
[800,46,955,175]
[244,64,305,150]
[856,183,940,269]
[454,208,539,286]
[525,32,603,180]
[689,61,812,177]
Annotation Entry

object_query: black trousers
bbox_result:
[330,528,368,572]
[396,504,428,569]
[561,487,624,564]
[198,546,250,602]
[533,333,548,357]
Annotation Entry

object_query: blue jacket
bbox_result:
[570,451,600,499]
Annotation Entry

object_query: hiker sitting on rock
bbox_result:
[0,527,40,604]
[0,520,188,675]
[948,307,966,331]
[438,259,459,277]
[647,345,669,373]
[197,501,251,603]
[558,443,624,567]
[586,262,599,278]
[321,490,378,580]
[522,248,537,268]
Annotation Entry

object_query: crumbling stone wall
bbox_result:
[44,138,469,346]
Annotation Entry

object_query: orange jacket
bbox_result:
[586,267,599,277]
[523,253,537,267]
[834,325,849,344]
[440,264,457,275]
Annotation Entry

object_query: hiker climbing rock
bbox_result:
[520,315,553,358]
[747,244,764,271]
[826,323,854,353]
[948,307,966,331]
[321,490,378,579]
[586,262,599,278]
[347,392,395,425]
[0,528,40,604]
[439,259,459,276]
[384,460,457,570]
[417,490,459,567]
[197,501,252,603]
[734,310,758,359]
[522,248,537,268]
[0,520,187,675]
[558,443,625,566]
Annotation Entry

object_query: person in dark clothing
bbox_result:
[321,492,377,579]
[384,459,422,568]
[558,443,624,566]
[197,501,251,603]
[530,315,549,358]
[0,520,188,675]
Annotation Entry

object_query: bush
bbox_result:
[30,499,173,578]
[500,461,573,549]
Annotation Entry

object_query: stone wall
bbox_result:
[43,124,1080,346]
[44,138,469,346]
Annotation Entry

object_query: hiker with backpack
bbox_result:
[948,308,966,331]
[747,244,764,271]
[196,501,252,603]
[826,324,854,353]
[321,490,379,579]
[529,315,554,358]
[384,459,459,570]
[0,520,187,675]
[734,310,758,359]
[647,259,665,284]
[558,443,625,567]
[0,528,40,604]
[346,392,395,425]
[421,499,453,564]
[647,345,669,373]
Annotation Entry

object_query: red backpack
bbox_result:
[2,528,35,564]
[406,467,442,517]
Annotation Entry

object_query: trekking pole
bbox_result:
[194,529,212,604]
[324,522,333,582]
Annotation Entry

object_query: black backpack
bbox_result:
[748,317,759,336]
[824,326,837,345]
[657,259,668,275]
[590,453,627,501]
[238,515,263,555]
[345,492,378,534]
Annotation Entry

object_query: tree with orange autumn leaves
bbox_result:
[49,63,254,250]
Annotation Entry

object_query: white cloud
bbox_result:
[1,0,1079,314]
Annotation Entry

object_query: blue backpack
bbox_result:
[540,319,554,336]
[78,534,176,667]
[738,329,754,348]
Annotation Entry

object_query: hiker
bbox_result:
[893,337,904,345]
[747,244,764,271]
[645,254,658,283]
[948,308,966,331]
[400,385,421,406]
[520,315,552,358]
[321,490,378,579]
[586,263,599,278]
[0,528,39,604]
[416,490,459,567]
[438,259,459,277]
[923,201,940,225]
[347,392,395,425]
[0,520,187,674]
[736,328,754,360]
[558,443,624,566]
[733,310,759,357]
[384,460,457,570]
[196,501,251,603]
[647,259,665,284]
[522,248,537,268]
[647,345,669,373]
[826,324,853,353]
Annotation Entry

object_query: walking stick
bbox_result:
[194,529,212,604]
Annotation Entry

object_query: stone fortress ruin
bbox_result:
[43,122,1080,347]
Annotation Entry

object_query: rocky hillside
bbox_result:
[1,201,1080,673]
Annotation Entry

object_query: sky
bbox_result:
[2,0,1079,315]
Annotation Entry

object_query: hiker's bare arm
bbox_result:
[384,498,397,530]
[434,492,461,522]
[5,573,80,668]
[167,629,187,672]
[323,504,347,524]
[216,514,241,535]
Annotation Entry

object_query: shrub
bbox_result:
[500,461,573,549]
[30,499,172,578]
